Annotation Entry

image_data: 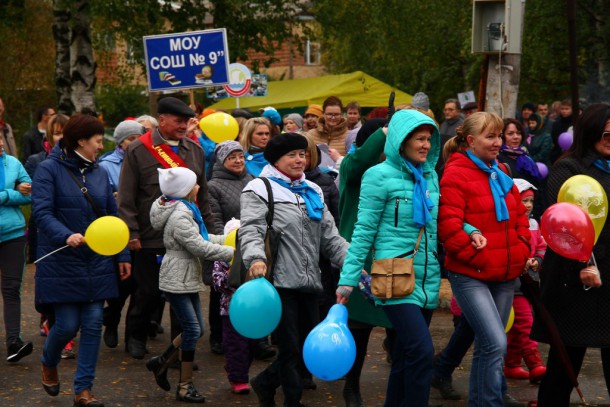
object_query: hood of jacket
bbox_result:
[384,109,440,172]
[150,199,183,232]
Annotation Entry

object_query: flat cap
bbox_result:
[158,97,196,118]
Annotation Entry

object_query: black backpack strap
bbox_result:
[259,177,274,227]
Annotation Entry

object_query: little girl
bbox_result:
[504,178,547,383]
[147,167,234,403]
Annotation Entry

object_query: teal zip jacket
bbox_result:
[339,109,441,309]
[0,153,31,243]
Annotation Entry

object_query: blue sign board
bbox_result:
[143,28,230,92]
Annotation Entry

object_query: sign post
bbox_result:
[143,28,230,92]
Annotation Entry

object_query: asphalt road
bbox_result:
[0,266,608,406]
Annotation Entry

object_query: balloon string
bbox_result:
[34,245,69,264]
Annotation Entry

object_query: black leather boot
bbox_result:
[342,379,364,407]
[146,334,181,391]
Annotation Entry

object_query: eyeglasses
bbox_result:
[325,113,342,118]
[601,131,610,141]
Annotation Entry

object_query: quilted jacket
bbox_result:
[150,198,233,294]
[339,109,441,309]
[207,162,254,233]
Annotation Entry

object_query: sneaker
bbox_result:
[61,340,76,359]
[7,339,33,363]
[431,377,461,400]
[230,382,250,395]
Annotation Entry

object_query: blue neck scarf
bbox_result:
[466,150,514,221]
[0,155,5,191]
[269,177,324,221]
[402,158,434,227]
[167,197,209,241]
[593,159,610,174]
[245,152,268,176]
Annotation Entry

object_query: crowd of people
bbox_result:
[0,91,609,407]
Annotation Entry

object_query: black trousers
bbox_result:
[255,288,319,406]
[538,345,610,406]
[0,236,26,344]
[126,248,166,342]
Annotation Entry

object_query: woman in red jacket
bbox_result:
[438,111,530,407]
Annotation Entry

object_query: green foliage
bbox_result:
[314,0,480,115]
[95,84,149,128]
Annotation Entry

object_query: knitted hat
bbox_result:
[284,113,304,129]
[411,92,430,111]
[158,167,197,198]
[514,178,537,194]
[114,120,145,145]
[355,118,386,147]
[264,132,308,164]
[224,218,241,235]
[260,107,281,126]
[215,140,243,164]
[304,104,323,118]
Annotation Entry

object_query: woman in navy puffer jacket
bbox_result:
[33,114,131,407]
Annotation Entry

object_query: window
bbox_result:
[305,39,321,66]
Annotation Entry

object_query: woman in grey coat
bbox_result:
[241,133,349,407]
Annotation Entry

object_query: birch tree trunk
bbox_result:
[70,0,96,114]
[52,0,73,114]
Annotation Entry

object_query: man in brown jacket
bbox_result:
[118,97,216,359]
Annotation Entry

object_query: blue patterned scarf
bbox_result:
[466,150,514,221]
[269,177,324,221]
[245,151,268,176]
[167,197,209,240]
[402,158,434,227]
[499,145,541,180]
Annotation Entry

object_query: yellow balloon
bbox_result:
[224,228,238,265]
[198,112,239,143]
[84,216,129,256]
[505,307,515,333]
[558,175,608,243]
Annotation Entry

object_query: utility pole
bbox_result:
[472,0,525,118]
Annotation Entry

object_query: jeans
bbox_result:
[164,292,204,351]
[42,301,104,394]
[0,236,26,344]
[448,272,514,407]
[382,303,434,407]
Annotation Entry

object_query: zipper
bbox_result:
[394,198,399,227]
[504,221,510,280]
[422,227,429,308]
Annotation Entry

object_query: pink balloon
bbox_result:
[558,132,573,151]
[536,162,548,179]
[540,202,594,262]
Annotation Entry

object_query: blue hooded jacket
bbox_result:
[339,109,441,309]
[0,154,31,242]
[32,145,129,306]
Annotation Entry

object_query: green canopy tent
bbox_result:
[207,71,413,113]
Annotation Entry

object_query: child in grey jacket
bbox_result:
[147,167,234,403]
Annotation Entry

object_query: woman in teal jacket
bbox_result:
[0,135,33,363]
[337,109,441,407]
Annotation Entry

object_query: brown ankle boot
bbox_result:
[41,363,60,396]
[73,389,104,407]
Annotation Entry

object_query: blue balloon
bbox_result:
[229,278,282,339]
[303,304,356,381]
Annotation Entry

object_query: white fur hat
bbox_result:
[158,167,197,198]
